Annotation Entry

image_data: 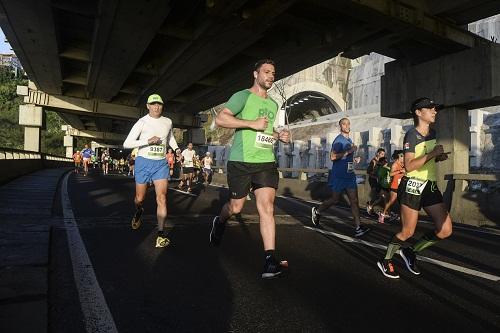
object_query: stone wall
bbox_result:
[478,107,500,172]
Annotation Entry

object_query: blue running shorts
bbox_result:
[134,156,170,184]
[329,177,357,193]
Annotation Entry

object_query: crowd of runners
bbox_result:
[71,58,452,280]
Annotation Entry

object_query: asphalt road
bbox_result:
[49,169,500,332]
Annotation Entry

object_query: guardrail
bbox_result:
[0,147,72,162]
[450,173,499,226]
[0,147,73,184]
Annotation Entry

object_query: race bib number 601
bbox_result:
[254,132,276,149]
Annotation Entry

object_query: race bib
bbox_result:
[347,162,354,173]
[254,132,276,149]
[405,178,428,196]
[148,145,165,157]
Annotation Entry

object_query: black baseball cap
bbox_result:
[410,97,443,113]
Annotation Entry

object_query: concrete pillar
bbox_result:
[351,131,362,147]
[309,137,321,169]
[368,127,382,159]
[325,132,337,169]
[18,104,44,152]
[469,109,487,168]
[24,127,41,152]
[223,145,230,167]
[277,141,288,169]
[276,107,286,127]
[64,135,75,158]
[90,141,99,152]
[390,125,403,154]
[291,140,305,178]
[435,107,469,212]
[214,146,224,167]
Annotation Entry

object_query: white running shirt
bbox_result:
[182,149,196,167]
[123,114,179,160]
[203,157,212,169]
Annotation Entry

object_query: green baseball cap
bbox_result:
[147,94,164,104]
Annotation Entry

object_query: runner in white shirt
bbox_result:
[123,93,179,248]
[179,143,196,192]
[202,151,213,184]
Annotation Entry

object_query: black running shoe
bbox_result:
[209,216,225,246]
[262,256,286,279]
[311,207,321,227]
[354,225,370,237]
[131,207,144,230]
[400,247,421,275]
[377,259,399,279]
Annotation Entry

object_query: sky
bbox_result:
[0,28,14,53]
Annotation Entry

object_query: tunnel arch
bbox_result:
[282,90,342,124]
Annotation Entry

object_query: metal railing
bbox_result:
[0,147,72,162]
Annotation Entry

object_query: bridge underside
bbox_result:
[1,0,498,133]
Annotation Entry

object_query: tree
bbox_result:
[0,67,67,155]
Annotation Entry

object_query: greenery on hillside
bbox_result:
[0,67,66,156]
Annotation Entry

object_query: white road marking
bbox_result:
[278,195,500,237]
[304,226,500,282]
[210,183,500,281]
[169,187,198,197]
[62,173,119,333]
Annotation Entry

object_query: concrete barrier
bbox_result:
[212,170,372,207]
[0,148,72,185]
[211,168,500,228]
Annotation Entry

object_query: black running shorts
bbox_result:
[183,167,194,174]
[227,161,279,199]
[398,177,443,211]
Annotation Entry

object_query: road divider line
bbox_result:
[211,183,500,280]
[278,194,500,237]
[304,226,500,282]
[62,173,119,333]
[169,188,198,197]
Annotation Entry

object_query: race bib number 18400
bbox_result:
[254,132,276,149]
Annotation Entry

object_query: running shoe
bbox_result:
[311,207,321,227]
[209,216,225,246]
[262,256,288,279]
[131,207,144,230]
[377,212,385,224]
[388,212,399,222]
[400,247,421,275]
[354,225,370,237]
[377,259,399,279]
[155,235,170,248]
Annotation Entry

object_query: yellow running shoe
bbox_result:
[155,235,170,248]
[131,207,144,230]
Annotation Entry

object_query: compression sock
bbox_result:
[413,231,440,253]
[384,235,404,260]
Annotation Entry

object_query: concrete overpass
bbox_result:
[1,0,500,152]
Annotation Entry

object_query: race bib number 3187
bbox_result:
[254,132,276,149]
[148,145,165,157]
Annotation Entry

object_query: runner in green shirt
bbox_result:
[209,59,291,279]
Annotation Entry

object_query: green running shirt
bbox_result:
[403,127,437,181]
[225,89,279,163]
